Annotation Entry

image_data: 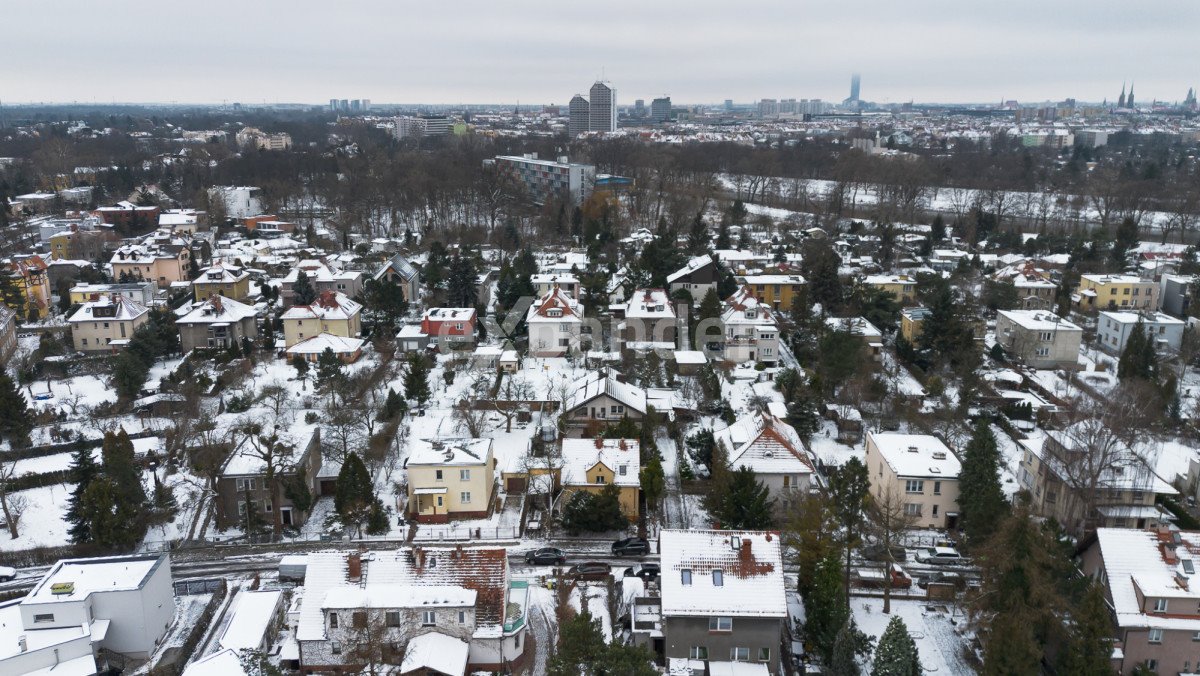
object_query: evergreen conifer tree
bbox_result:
[958,421,1008,545]
[0,371,32,448]
[715,466,775,529]
[872,616,920,676]
[404,353,432,407]
[292,270,317,305]
[65,442,99,543]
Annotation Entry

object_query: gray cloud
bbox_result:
[4,0,1196,105]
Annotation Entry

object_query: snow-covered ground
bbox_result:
[852,597,977,675]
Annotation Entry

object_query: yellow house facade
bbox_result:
[110,245,190,286]
[864,274,918,305]
[405,439,496,523]
[1074,274,1158,312]
[280,291,362,348]
[560,438,640,521]
[192,263,251,302]
[6,257,51,317]
[739,274,807,310]
[900,307,932,343]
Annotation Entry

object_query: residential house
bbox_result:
[560,438,641,521]
[1159,274,1195,318]
[67,294,150,352]
[1017,422,1175,533]
[0,305,16,364]
[286,333,366,364]
[563,370,647,427]
[1096,311,1185,356]
[109,243,190,286]
[0,554,174,675]
[373,253,421,304]
[176,295,259,353]
[296,547,527,673]
[215,428,322,530]
[659,529,786,673]
[825,316,884,359]
[282,260,364,305]
[864,274,918,305]
[70,281,158,307]
[621,288,677,353]
[95,201,160,232]
[526,285,584,357]
[738,274,807,311]
[714,412,815,498]
[993,262,1058,309]
[865,432,961,530]
[1075,274,1159,312]
[532,273,579,298]
[899,307,931,343]
[995,309,1082,369]
[192,262,252,302]
[717,287,780,366]
[215,589,284,656]
[5,255,51,316]
[1078,528,1200,676]
[406,438,496,523]
[666,254,718,302]
[282,291,363,348]
[420,307,477,350]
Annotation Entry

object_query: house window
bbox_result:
[709,617,733,632]
[329,612,339,628]
[612,405,624,414]
[352,611,367,628]
[731,647,750,661]
[933,481,942,495]
[758,647,771,662]
[1154,598,1168,613]
[689,646,709,660]
[905,480,924,494]
[33,613,54,623]
[1192,631,1200,641]
[331,641,342,655]
[461,492,471,504]
[458,610,467,624]
[1039,331,1052,341]
[385,611,401,627]
[1144,659,1157,671]
[1149,628,1163,644]
[596,475,606,484]
[933,505,939,516]
[619,465,627,476]
[435,470,443,481]
[1035,347,1050,357]
[681,569,693,586]
[904,503,922,516]
[713,570,724,586]
[460,469,471,481]
[422,610,436,626]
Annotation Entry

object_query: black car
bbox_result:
[611,537,651,557]
[524,547,566,565]
[623,563,660,581]
[568,562,612,581]
[862,543,907,563]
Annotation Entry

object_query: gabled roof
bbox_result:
[565,370,647,414]
[526,286,582,322]
[67,294,149,323]
[714,412,814,476]
[176,295,258,325]
[374,253,419,281]
[408,438,493,467]
[1094,528,1200,632]
[365,548,510,629]
[561,438,641,487]
[659,529,786,618]
[281,291,362,322]
[285,333,364,356]
[625,288,675,319]
[666,254,714,284]
[721,286,777,327]
[401,632,469,676]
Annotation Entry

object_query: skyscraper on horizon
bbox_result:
[850,73,861,102]
[568,94,589,137]
[589,81,617,133]
[651,96,672,123]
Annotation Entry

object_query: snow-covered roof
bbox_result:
[422,307,476,322]
[741,274,806,286]
[666,254,714,284]
[1098,310,1184,326]
[176,295,258,325]
[868,432,960,479]
[659,529,786,618]
[218,589,282,652]
[825,315,882,338]
[321,584,476,609]
[196,262,247,284]
[714,413,814,476]
[625,288,675,319]
[864,274,917,286]
[722,287,777,327]
[561,438,641,487]
[280,291,362,322]
[526,286,583,322]
[67,294,149,324]
[673,350,707,365]
[565,369,647,414]
[408,438,493,467]
[400,632,470,676]
[1095,528,1200,632]
[997,309,1082,332]
[221,426,318,477]
[285,333,365,356]
[25,554,163,605]
[295,553,349,641]
[182,648,246,676]
[1081,273,1152,285]
[363,548,510,629]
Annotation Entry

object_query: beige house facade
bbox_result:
[865,432,961,530]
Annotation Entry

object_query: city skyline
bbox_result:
[2,0,1197,106]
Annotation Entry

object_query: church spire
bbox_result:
[1128,81,1135,108]
[1118,82,1126,108]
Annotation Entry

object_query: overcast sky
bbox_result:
[5,1,1197,106]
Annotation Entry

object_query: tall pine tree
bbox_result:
[0,371,32,448]
[292,270,317,306]
[958,421,1008,545]
[872,616,920,676]
[714,466,775,529]
[65,442,99,544]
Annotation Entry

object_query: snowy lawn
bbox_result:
[851,596,977,675]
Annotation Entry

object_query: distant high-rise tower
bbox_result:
[724,99,734,111]
[589,81,617,133]
[850,73,861,102]
[634,99,646,118]
[1118,83,1126,108]
[651,96,672,123]
[568,94,590,137]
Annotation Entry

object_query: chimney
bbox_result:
[417,547,426,569]
[594,437,604,449]
[347,553,362,582]
[739,538,753,568]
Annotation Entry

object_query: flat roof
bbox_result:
[26,554,165,605]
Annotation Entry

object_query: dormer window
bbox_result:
[1154,598,1168,613]
[745,309,757,319]
[547,309,562,318]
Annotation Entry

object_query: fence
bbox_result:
[412,525,521,542]
[174,578,224,596]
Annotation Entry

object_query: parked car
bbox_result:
[568,562,612,581]
[0,566,15,582]
[525,547,567,565]
[916,570,963,590]
[852,565,912,590]
[611,537,650,557]
[862,543,907,562]
[623,563,660,582]
[916,547,966,565]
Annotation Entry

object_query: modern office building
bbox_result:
[491,154,596,206]
[651,96,672,122]
[850,73,861,103]
[589,81,617,132]
[568,94,590,137]
[758,98,779,117]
